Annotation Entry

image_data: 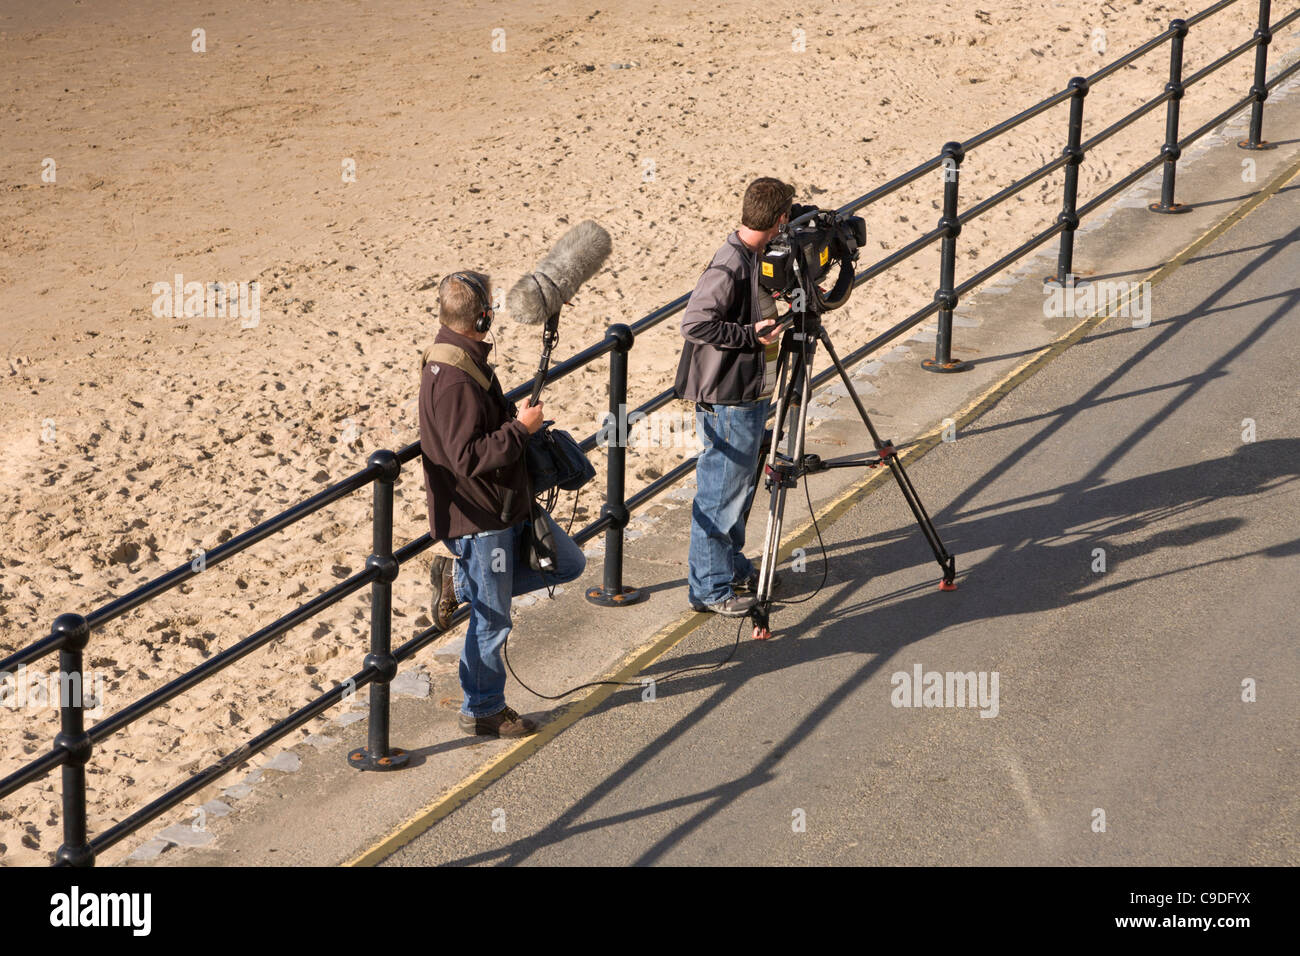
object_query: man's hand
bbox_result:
[755,317,785,346]
[518,397,545,434]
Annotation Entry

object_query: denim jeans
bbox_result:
[443,511,586,717]
[688,398,769,606]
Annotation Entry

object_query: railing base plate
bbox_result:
[1043,275,1092,289]
[347,747,410,772]
[921,358,973,373]
[585,586,646,607]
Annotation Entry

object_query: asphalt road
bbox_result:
[385,182,1299,866]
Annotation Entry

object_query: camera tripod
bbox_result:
[750,308,958,641]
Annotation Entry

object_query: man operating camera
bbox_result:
[674,177,792,616]
[419,270,586,738]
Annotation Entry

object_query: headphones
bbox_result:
[450,272,493,334]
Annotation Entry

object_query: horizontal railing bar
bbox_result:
[1087,26,1179,85]
[573,513,613,545]
[960,152,1073,226]
[1080,88,1176,155]
[88,662,378,858]
[624,455,700,513]
[87,564,379,743]
[1183,35,1262,91]
[14,0,1264,661]
[629,292,692,337]
[961,87,1075,154]
[84,461,381,632]
[820,299,944,384]
[1186,0,1244,28]
[1077,149,1171,218]
[1175,89,1259,152]
[394,533,435,566]
[628,386,682,423]
[379,3,1286,478]
[393,619,460,666]
[10,0,1292,861]
[504,333,621,404]
[396,441,421,465]
[0,633,65,675]
[838,153,947,215]
[1274,6,1300,30]
[857,224,948,285]
[576,386,676,453]
[0,747,67,801]
[1267,50,1300,89]
[954,220,1069,298]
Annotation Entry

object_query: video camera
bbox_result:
[758,203,866,312]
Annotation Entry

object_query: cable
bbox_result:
[492,313,833,701]
[503,449,831,700]
[564,483,581,534]
[772,473,829,605]
[502,605,747,701]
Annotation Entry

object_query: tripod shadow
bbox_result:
[434,208,1299,866]
[442,438,1294,866]
[791,437,1298,619]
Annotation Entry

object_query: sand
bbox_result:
[1,0,1291,865]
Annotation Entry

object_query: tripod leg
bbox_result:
[754,332,814,636]
[817,330,958,590]
[742,339,790,530]
[754,348,795,611]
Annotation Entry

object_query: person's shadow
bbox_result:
[437,438,1297,866]
[436,216,1300,865]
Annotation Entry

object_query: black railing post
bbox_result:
[586,324,645,606]
[347,450,409,771]
[52,613,94,867]
[1047,76,1090,285]
[1151,21,1192,214]
[922,141,972,373]
[1239,0,1274,150]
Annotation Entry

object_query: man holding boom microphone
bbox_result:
[675,177,793,616]
[419,270,586,738]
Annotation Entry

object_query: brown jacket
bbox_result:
[419,325,531,539]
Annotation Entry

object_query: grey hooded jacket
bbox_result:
[673,232,767,405]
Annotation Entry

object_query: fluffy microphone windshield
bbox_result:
[506,220,612,325]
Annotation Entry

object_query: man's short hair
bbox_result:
[437,271,491,332]
[741,177,796,231]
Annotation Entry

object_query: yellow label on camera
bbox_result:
[819,245,829,266]
[762,262,774,277]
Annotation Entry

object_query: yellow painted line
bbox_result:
[346,150,1300,868]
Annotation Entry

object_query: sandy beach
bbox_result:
[1,0,1292,865]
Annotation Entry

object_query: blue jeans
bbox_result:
[443,511,586,718]
[688,398,769,606]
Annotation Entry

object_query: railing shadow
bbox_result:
[4,0,1298,866]
[427,215,1300,864]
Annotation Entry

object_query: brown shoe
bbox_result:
[458,706,538,738]
[430,555,458,630]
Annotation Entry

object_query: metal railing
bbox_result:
[2,0,1296,866]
